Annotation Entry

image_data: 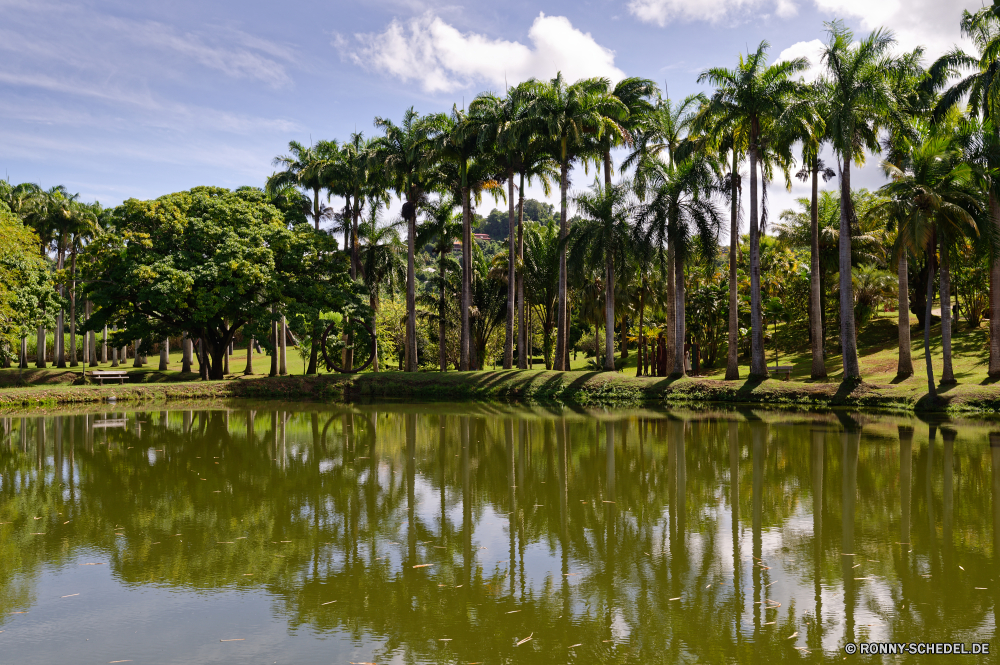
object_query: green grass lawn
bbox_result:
[2,309,995,413]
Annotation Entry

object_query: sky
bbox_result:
[0,0,983,229]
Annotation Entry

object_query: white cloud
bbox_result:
[776,39,825,83]
[627,0,790,26]
[812,0,979,59]
[339,12,624,93]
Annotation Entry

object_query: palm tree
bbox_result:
[267,141,333,231]
[569,180,639,370]
[932,3,1000,377]
[876,134,982,398]
[639,156,723,376]
[699,42,809,378]
[373,108,443,372]
[524,73,628,370]
[358,199,405,372]
[820,21,904,380]
[522,219,561,368]
[435,106,504,370]
[416,196,463,371]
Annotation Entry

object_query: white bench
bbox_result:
[90,370,129,385]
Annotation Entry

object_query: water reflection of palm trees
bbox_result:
[2,409,1000,663]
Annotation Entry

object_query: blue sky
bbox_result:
[0,0,980,224]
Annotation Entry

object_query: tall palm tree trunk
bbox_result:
[405,202,418,372]
[989,193,1000,377]
[838,156,861,379]
[748,145,766,377]
[460,185,472,371]
[636,285,646,377]
[896,251,913,378]
[809,157,826,379]
[940,237,955,385]
[517,179,527,370]
[674,252,686,377]
[56,307,66,368]
[554,157,570,371]
[923,237,937,400]
[439,258,447,372]
[726,150,740,380]
[504,173,515,369]
[665,246,676,375]
[604,254,615,371]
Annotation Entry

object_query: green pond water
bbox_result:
[0,403,998,664]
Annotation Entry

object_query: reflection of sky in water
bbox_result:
[0,406,998,663]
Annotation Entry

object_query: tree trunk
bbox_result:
[923,233,937,400]
[159,338,169,371]
[111,326,118,367]
[69,249,78,367]
[182,334,192,373]
[37,325,46,368]
[726,149,740,380]
[405,203,418,372]
[940,236,955,385]
[439,256,447,372]
[504,173,515,369]
[101,325,107,363]
[460,184,472,371]
[809,157,826,379]
[270,316,278,377]
[673,252,686,377]
[604,253,615,371]
[82,300,89,367]
[748,144,766,378]
[279,316,288,375]
[665,246,676,375]
[56,308,66,368]
[199,337,209,380]
[989,193,1000,377]
[554,155,570,371]
[20,335,28,369]
[244,336,254,375]
[897,251,913,378]
[636,286,646,377]
[516,176,527,370]
[133,339,142,367]
[838,155,861,380]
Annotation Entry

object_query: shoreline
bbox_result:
[0,369,998,414]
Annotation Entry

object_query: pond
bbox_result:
[0,403,997,664]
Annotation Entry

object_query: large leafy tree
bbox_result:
[0,201,57,366]
[699,42,808,378]
[820,21,904,380]
[83,187,363,380]
[524,73,628,370]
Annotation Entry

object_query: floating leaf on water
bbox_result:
[413,564,433,568]
[321,600,337,605]
[569,644,582,648]
[516,633,533,646]
[669,597,681,601]
[506,610,521,614]
[763,621,775,625]
[61,594,79,598]
[220,639,244,642]
[959,566,965,571]
[787,632,798,640]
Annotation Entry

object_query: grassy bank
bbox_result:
[2,312,997,413]
[1,367,998,413]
